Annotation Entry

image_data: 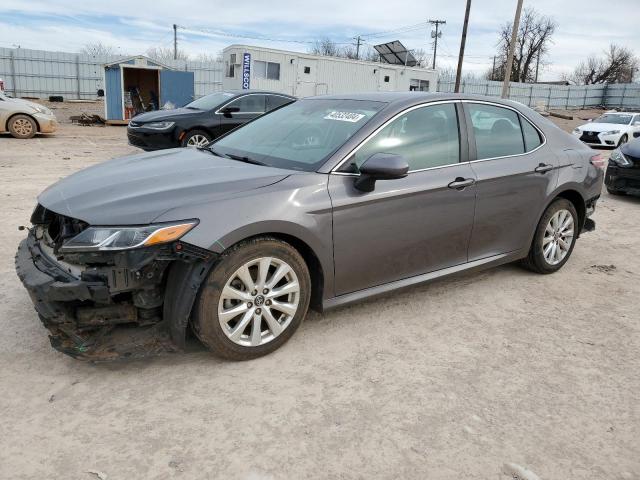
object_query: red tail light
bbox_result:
[590,153,606,169]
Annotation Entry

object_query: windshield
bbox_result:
[210,98,386,171]
[593,114,632,125]
[185,92,236,110]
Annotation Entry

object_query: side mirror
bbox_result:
[354,153,409,192]
[221,106,240,117]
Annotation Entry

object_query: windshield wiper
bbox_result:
[223,152,268,166]
[203,147,268,166]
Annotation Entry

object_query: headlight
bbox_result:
[142,121,175,130]
[602,130,620,135]
[33,105,52,115]
[610,149,632,167]
[60,220,197,252]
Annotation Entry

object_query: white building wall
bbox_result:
[222,45,438,97]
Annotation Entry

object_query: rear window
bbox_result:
[468,104,524,159]
[521,117,543,151]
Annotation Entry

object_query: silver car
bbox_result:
[15,93,604,361]
[0,91,58,138]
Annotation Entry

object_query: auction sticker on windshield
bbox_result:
[324,111,366,122]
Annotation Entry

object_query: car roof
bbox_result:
[222,89,296,98]
[303,91,532,112]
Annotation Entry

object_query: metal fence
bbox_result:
[437,75,640,110]
[1,46,639,110]
[0,47,224,100]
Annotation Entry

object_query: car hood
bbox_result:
[578,122,629,132]
[130,108,204,123]
[1,96,42,111]
[38,148,292,225]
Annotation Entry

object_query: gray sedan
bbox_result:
[15,93,604,361]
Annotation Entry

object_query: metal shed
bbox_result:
[104,55,194,124]
[221,45,438,98]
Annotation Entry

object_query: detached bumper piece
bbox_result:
[15,234,213,361]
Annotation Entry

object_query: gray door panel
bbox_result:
[329,164,477,296]
[467,150,559,260]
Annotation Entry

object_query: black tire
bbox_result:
[617,134,628,147]
[521,198,578,274]
[8,114,37,139]
[192,237,311,360]
[607,187,624,196]
[181,130,211,148]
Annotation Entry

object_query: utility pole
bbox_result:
[173,24,178,60]
[354,35,362,60]
[454,0,472,93]
[429,19,446,70]
[534,51,540,82]
[492,55,496,79]
[501,0,523,98]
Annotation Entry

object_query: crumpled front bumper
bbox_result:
[15,235,177,361]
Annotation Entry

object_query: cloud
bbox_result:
[1,0,638,80]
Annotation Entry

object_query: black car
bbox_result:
[127,90,295,151]
[605,137,640,196]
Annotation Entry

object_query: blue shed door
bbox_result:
[105,66,123,120]
[159,70,194,108]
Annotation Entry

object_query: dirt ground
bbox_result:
[0,110,638,480]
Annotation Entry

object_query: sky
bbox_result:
[1,0,638,81]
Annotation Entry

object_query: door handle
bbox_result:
[534,163,554,173]
[448,177,475,190]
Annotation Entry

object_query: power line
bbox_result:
[357,22,431,39]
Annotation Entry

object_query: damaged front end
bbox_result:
[15,205,216,361]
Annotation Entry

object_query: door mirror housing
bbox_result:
[354,153,409,192]
[221,106,240,117]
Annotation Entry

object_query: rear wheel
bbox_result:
[192,237,311,360]
[182,130,211,148]
[8,114,37,139]
[607,187,624,196]
[521,198,578,274]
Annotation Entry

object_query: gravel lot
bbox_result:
[0,110,638,480]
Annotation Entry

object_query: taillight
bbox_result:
[590,153,606,169]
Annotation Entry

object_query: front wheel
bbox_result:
[8,114,37,139]
[181,130,211,148]
[521,198,578,274]
[192,237,311,360]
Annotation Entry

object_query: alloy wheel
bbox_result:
[542,209,574,265]
[13,118,34,137]
[218,257,300,347]
[186,134,210,148]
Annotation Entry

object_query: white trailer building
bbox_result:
[221,44,438,97]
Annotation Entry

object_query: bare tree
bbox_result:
[487,8,556,82]
[194,52,222,63]
[145,46,190,62]
[81,42,118,57]
[569,44,638,84]
[309,38,341,57]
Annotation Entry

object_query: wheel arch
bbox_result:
[554,189,586,234]
[5,112,40,132]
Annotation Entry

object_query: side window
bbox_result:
[266,95,293,111]
[468,104,524,159]
[347,103,460,172]
[227,95,266,114]
[521,116,542,151]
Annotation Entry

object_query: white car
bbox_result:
[572,112,640,147]
[0,91,58,139]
